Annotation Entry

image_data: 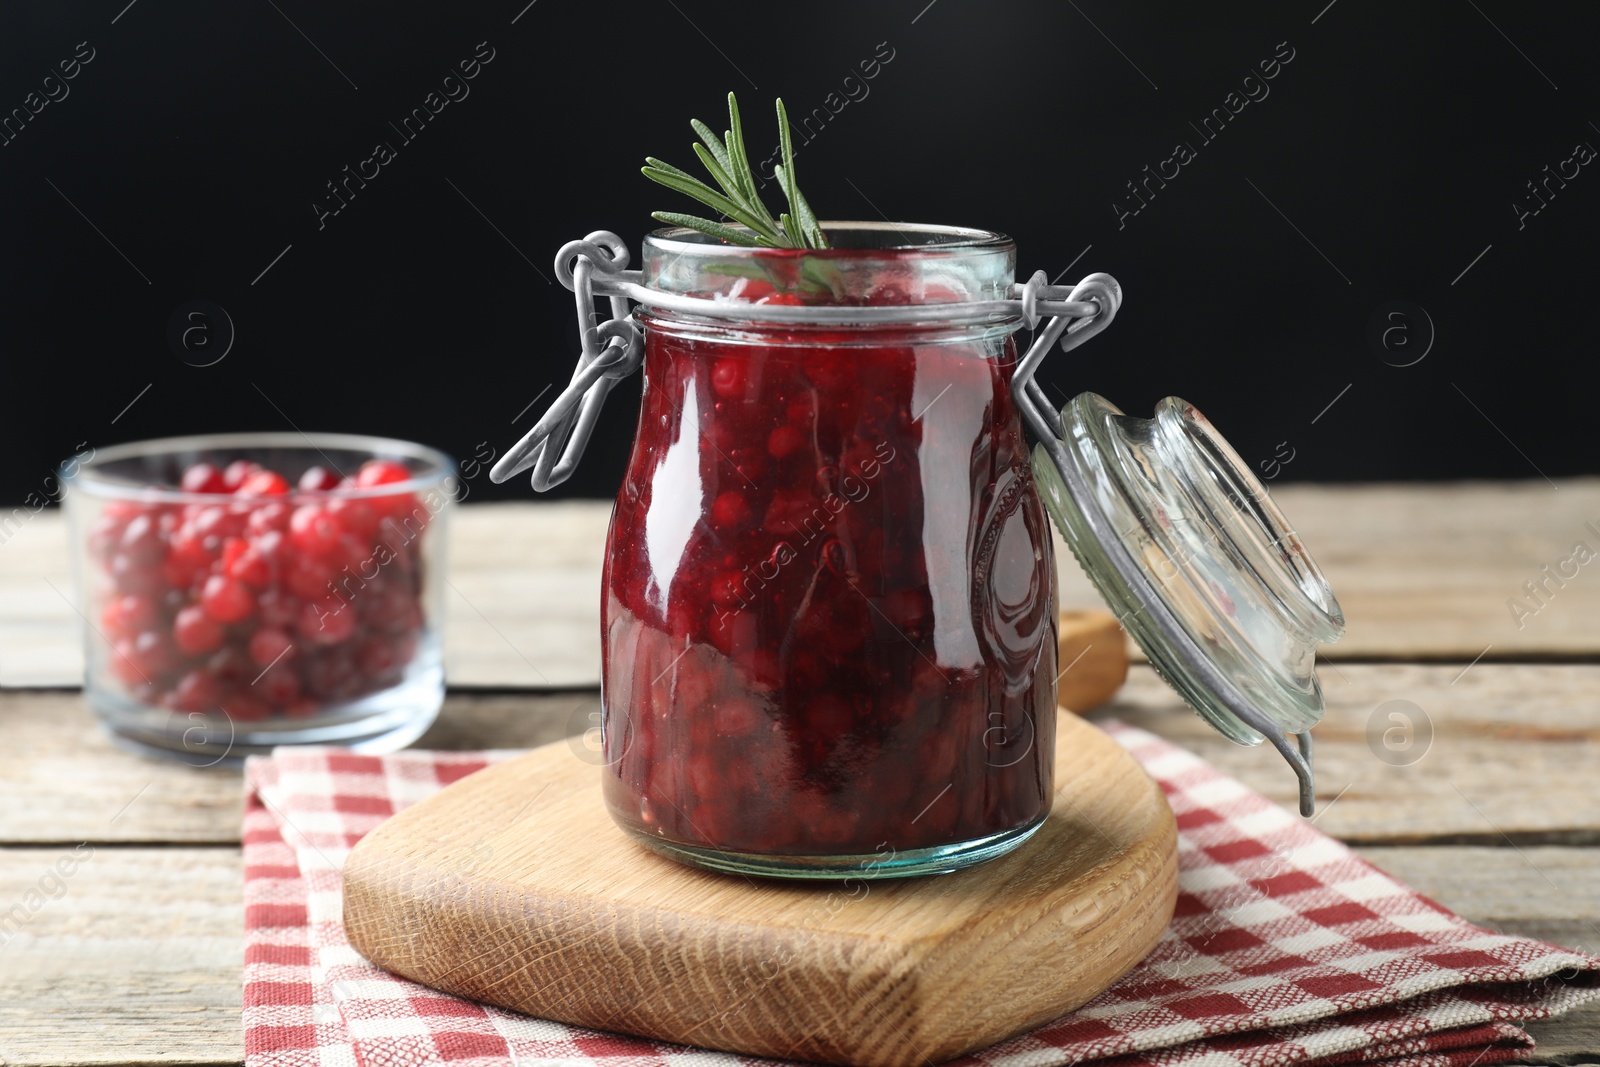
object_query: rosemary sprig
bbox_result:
[644,93,830,249]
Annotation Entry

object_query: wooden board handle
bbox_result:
[1058,609,1129,713]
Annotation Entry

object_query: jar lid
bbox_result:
[1030,390,1345,814]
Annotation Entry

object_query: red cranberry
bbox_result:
[111,552,166,596]
[301,647,359,700]
[88,514,129,561]
[180,463,229,494]
[100,594,158,639]
[109,639,148,686]
[220,537,247,570]
[357,580,413,633]
[355,459,410,487]
[725,277,775,302]
[200,574,255,623]
[298,466,340,492]
[248,627,295,669]
[256,589,300,630]
[253,528,289,566]
[173,605,225,655]
[192,504,245,540]
[128,630,180,679]
[165,669,221,712]
[664,598,701,640]
[728,446,767,483]
[285,553,336,601]
[257,667,301,708]
[325,498,378,544]
[710,359,747,398]
[164,527,217,589]
[119,514,166,564]
[247,502,292,534]
[710,491,751,528]
[207,644,256,686]
[288,505,344,557]
[221,460,260,491]
[766,425,805,459]
[710,572,745,610]
[329,534,372,574]
[236,470,289,496]
[103,500,150,522]
[375,519,421,571]
[223,539,271,589]
[297,598,355,646]
[372,490,421,524]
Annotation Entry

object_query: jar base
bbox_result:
[621,814,1049,880]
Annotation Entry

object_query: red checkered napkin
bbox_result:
[243,723,1600,1067]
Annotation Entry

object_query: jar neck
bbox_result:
[635,309,1025,350]
[641,222,1018,309]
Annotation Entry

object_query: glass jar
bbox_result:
[601,225,1056,877]
[63,432,453,765]
[494,221,1346,881]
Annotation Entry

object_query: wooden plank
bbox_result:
[0,690,589,845]
[1267,480,1600,661]
[1526,1010,1600,1065]
[1096,663,1600,846]
[2,846,1594,1067]
[4,664,1599,846]
[0,847,242,1066]
[7,482,1600,689]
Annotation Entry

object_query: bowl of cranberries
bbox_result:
[62,433,455,765]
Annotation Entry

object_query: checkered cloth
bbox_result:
[243,722,1600,1067]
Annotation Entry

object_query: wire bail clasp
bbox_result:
[490,230,1119,492]
[490,232,643,490]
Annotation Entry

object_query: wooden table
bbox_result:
[2,484,1598,1066]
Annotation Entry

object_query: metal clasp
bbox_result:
[489,232,643,490]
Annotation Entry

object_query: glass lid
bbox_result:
[1009,272,1345,816]
[1030,393,1345,815]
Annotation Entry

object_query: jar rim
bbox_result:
[63,431,456,503]
[640,222,1020,316]
[644,221,1015,257]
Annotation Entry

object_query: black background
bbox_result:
[2,0,1596,505]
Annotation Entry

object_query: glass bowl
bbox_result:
[62,432,455,766]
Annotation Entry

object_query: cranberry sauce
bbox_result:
[600,302,1058,860]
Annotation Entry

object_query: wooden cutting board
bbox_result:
[343,708,1176,1067]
